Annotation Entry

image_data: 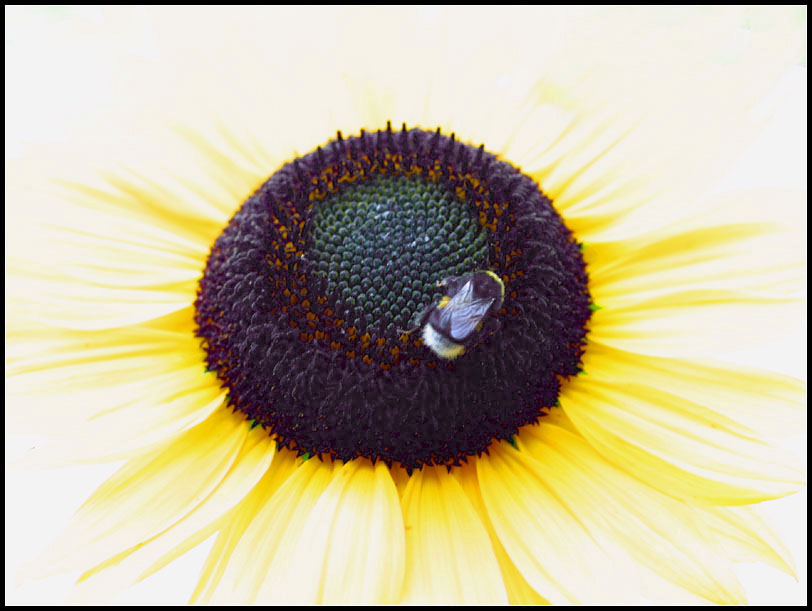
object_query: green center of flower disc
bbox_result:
[195,125,592,468]
[308,174,489,334]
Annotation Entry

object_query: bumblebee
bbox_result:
[407,270,505,360]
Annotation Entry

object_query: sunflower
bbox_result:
[6,6,807,605]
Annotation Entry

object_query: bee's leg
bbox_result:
[464,317,501,352]
[477,317,501,340]
[397,315,423,335]
[397,303,434,335]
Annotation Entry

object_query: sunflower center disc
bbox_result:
[196,126,592,468]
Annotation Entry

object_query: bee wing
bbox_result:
[443,296,496,341]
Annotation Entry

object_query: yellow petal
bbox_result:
[400,466,508,604]
[561,378,804,504]
[23,407,246,578]
[69,426,275,602]
[253,459,405,604]
[7,314,224,461]
[7,276,194,331]
[532,8,805,243]
[587,222,804,302]
[452,464,549,604]
[205,457,337,603]
[77,172,228,244]
[579,341,805,440]
[190,449,300,603]
[10,223,205,288]
[520,423,747,604]
[588,289,803,358]
[5,306,199,372]
[170,125,275,205]
[8,179,218,264]
[477,442,637,603]
[16,384,225,465]
[699,504,796,576]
